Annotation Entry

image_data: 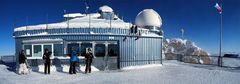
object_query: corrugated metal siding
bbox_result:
[118,37,162,68]
[14,28,162,68]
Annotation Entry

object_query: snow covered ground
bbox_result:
[0,60,240,84]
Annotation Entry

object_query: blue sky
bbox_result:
[0,0,240,56]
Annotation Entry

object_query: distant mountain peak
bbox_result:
[164,38,209,55]
[163,38,211,64]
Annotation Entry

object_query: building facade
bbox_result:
[13,6,163,70]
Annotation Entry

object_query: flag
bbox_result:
[215,3,222,14]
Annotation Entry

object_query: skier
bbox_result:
[69,48,79,74]
[85,48,93,73]
[18,50,28,75]
[43,49,51,74]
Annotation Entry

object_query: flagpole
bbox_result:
[216,1,223,67]
[219,3,223,67]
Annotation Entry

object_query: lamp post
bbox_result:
[180,28,184,39]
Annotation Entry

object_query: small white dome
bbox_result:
[135,9,162,28]
[99,5,113,12]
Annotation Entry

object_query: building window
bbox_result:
[33,45,42,57]
[24,45,32,57]
[54,44,63,56]
[43,45,52,53]
[95,44,105,57]
[80,43,92,56]
[67,43,79,55]
[108,44,118,57]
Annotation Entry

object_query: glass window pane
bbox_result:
[44,45,52,53]
[33,45,42,57]
[108,44,118,57]
[54,44,63,56]
[67,43,79,55]
[95,44,105,57]
[24,45,32,57]
[80,43,92,56]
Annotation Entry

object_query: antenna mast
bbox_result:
[26,16,28,35]
[46,14,48,33]
[85,2,91,32]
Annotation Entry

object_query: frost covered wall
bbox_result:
[119,36,162,67]
[14,28,162,69]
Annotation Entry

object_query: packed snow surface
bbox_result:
[122,64,162,70]
[1,60,240,84]
[31,65,99,73]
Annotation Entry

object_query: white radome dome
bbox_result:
[135,9,162,28]
[99,5,113,12]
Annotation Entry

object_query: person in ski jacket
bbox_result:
[43,49,51,74]
[85,48,93,73]
[69,48,79,74]
[18,50,28,75]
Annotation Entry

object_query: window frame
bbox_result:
[23,45,32,57]
[108,44,119,57]
[53,44,64,57]
[43,44,52,53]
[80,43,92,56]
[33,44,42,57]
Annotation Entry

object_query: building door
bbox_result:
[107,43,119,70]
[94,44,106,70]
[93,41,119,70]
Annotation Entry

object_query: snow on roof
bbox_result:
[14,13,131,32]
[63,13,85,18]
[135,9,162,28]
[99,5,113,12]
[141,33,161,37]
[22,38,63,43]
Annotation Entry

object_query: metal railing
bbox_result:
[164,53,240,68]
[0,56,2,64]
[0,55,16,63]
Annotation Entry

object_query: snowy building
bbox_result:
[13,5,163,71]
